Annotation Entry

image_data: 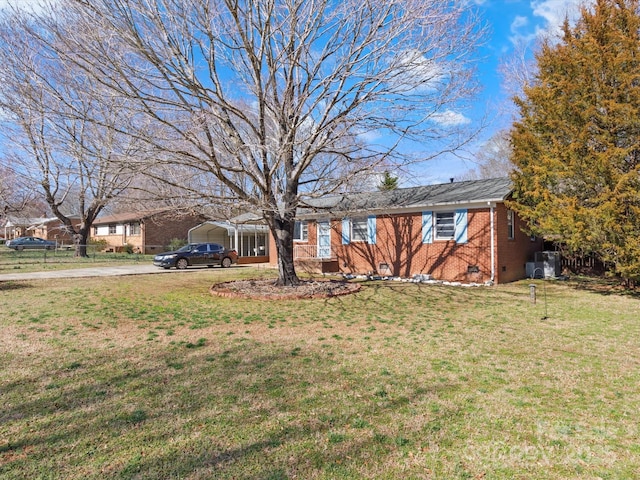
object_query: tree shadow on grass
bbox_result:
[104,371,460,480]
[327,278,497,311]
[0,282,32,291]
[1,340,462,479]
[564,275,640,298]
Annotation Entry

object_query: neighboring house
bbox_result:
[2,215,78,244]
[90,210,205,254]
[274,177,542,284]
[188,213,270,264]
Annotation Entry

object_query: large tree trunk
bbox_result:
[268,214,300,286]
[73,229,89,258]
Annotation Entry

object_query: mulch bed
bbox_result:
[210,278,361,300]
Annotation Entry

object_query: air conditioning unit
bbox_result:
[526,261,544,279]
[533,251,561,278]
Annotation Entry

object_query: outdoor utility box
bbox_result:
[531,251,561,278]
[526,261,544,278]
[535,251,562,278]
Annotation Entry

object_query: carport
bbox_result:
[188,215,269,264]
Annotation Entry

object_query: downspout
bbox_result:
[489,202,495,283]
[141,220,146,254]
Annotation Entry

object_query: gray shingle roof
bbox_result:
[300,177,512,216]
[94,208,172,225]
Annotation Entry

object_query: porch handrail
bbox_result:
[294,244,331,259]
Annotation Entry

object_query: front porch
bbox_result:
[293,244,339,274]
[188,219,269,262]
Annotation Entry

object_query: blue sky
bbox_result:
[418,0,590,184]
[1,0,592,184]
[477,0,586,125]
[478,0,586,118]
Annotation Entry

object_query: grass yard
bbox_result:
[1,269,639,479]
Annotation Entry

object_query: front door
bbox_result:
[317,221,331,259]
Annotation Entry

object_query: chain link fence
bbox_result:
[0,244,153,272]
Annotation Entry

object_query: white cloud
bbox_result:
[430,110,471,127]
[531,0,584,33]
[390,49,447,93]
[357,129,383,144]
[510,15,529,33]
[531,0,586,35]
[0,0,57,14]
[510,0,594,46]
[0,106,12,122]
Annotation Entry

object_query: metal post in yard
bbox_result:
[531,267,549,320]
[529,284,536,304]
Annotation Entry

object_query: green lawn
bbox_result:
[1,269,639,479]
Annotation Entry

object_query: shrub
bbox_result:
[168,238,188,251]
[88,238,108,252]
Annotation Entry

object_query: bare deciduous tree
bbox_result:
[498,39,539,111]
[461,130,514,180]
[0,164,42,216]
[0,5,144,256]
[28,0,484,283]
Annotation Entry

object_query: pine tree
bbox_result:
[510,0,640,284]
[378,171,399,191]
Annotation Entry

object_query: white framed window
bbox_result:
[435,212,455,240]
[129,222,141,235]
[293,221,308,241]
[342,216,376,245]
[93,225,99,235]
[351,217,368,242]
[507,210,515,239]
[108,224,117,234]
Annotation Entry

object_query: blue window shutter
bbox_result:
[422,211,433,244]
[341,218,350,245]
[455,209,468,244]
[367,215,377,244]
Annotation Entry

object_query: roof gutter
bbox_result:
[298,199,510,220]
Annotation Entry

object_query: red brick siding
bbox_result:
[44,221,79,244]
[268,206,541,284]
[90,213,204,254]
[306,220,318,246]
[494,203,543,283]
[142,213,204,254]
[269,220,319,267]
[328,210,493,283]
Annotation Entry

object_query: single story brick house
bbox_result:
[273,177,542,284]
[91,210,205,254]
[3,215,79,244]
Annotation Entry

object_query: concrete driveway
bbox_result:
[0,263,266,282]
[0,264,175,281]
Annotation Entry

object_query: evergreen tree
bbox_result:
[378,171,399,191]
[510,0,640,284]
